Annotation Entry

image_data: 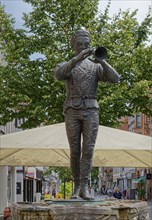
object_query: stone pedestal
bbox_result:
[11,199,149,220]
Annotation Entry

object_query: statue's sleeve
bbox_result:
[96,61,120,83]
[54,58,77,80]
[96,63,104,81]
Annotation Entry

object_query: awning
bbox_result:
[132,176,146,183]
[0,123,152,167]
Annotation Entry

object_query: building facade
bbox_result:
[99,114,152,200]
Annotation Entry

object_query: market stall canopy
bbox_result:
[0,123,152,167]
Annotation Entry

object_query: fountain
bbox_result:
[11,199,149,220]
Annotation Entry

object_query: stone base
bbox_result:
[11,199,149,220]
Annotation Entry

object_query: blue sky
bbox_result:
[1,0,151,59]
[1,0,152,28]
[99,0,151,24]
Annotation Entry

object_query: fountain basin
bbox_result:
[11,199,149,220]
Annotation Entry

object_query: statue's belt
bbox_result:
[65,96,97,108]
[70,95,96,99]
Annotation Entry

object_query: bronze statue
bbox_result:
[54,29,120,200]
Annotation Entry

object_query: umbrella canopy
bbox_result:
[0,123,152,167]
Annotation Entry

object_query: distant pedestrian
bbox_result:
[52,188,56,198]
[113,187,122,199]
[107,188,113,197]
[100,186,105,195]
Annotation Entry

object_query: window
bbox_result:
[136,114,141,128]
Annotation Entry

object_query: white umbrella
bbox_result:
[0,123,151,167]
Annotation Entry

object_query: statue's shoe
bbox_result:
[71,188,81,199]
[79,190,95,200]
[70,193,81,199]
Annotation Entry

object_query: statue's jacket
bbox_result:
[54,58,119,112]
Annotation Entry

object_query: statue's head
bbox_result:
[71,29,91,54]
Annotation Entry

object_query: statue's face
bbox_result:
[74,36,90,54]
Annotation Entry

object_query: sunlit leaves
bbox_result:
[0,1,152,128]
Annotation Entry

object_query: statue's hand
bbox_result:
[75,48,93,62]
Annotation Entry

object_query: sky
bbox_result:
[1,0,152,28]
[99,0,151,24]
[1,0,151,59]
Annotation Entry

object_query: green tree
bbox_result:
[0,0,152,128]
[43,167,72,182]
[43,166,99,183]
[94,8,152,126]
[60,181,73,199]
[91,167,99,182]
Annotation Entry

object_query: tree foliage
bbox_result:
[60,181,73,199]
[43,166,99,183]
[43,167,72,182]
[0,0,152,128]
[91,167,99,182]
